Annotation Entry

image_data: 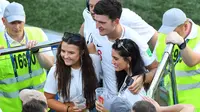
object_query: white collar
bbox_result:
[186,19,198,40]
[4,31,26,46]
[119,24,125,39]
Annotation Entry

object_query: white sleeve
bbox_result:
[89,54,103,82]
[40,31,54,56]
[127,29,155,66]
[152,41,160,62]
[120,8,156,43]
[44,65,58,94]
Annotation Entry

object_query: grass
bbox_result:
[9,0,200,33]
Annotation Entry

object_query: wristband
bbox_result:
[31,48,39,53]
[178,40,186,50]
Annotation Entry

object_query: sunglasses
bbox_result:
[116,40,129,53]
[63,32,81,41]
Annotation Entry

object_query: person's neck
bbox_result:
[184,21,192,39]
[71,61,81,70]
[125,68,132,76]
[107,24,122,41]
[8,31,24,42]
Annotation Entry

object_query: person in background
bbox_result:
[0,2,54,112]
[133,97,195,112]
[44,32,98,112]
[19,89,48,112]
[0,0,9,32]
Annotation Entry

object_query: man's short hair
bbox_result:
[94,0,122,21]
[22,99,47,112]
[132,101,156,112]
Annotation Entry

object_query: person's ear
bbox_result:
[113,18,120,25]
[2,17,6,25]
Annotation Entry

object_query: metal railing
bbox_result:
[147,44,179,104]
[0,39,61,55]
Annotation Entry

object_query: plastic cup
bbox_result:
[73,95,86,110]
[95,87,107,104]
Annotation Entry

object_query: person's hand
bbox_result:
[64,102,82,112]
[142,96,161,112]
[128,75,144,94]
[95,100,108,112]
[0,46,4,49]
[166,32,184,45]
[0,45,4,55]
[26,40,38,49]
[70,106,83,112]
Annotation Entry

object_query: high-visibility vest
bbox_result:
[155,25,200,111]
[0,27,47,112]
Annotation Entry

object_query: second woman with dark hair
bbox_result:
[96,39,147,112]
[44,32,98,112]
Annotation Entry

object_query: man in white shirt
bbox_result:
[88,0,158,96]
[80,0,158,48]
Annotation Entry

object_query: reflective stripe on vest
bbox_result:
[0,81,45,98]
[176,68,200,77]
[0,68,44,84]
[178,82,200,91]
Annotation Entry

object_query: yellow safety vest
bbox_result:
[0,27,47,112]
[155,25,200,111]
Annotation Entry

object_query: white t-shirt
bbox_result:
[82,8,156,44]
[103,76,146,111]
[92,25,155,95]
[44,57,101,102]
[44,65,83,102]
[0,0,9,32]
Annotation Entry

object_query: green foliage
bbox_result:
[8,0,200,32]
[9,0,85,33]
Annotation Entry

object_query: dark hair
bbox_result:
[132,101,156,112]
[112,39,146,91]
[94,0,122,21]
[56,32,98,108]
[22,99,47,112]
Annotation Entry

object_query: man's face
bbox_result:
[3,18,25,37]
[89,0,100,19]
[174,23,187,38]
[94,14,116,36]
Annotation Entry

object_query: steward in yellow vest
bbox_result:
[154,8,200,111]
[0,2,54,112]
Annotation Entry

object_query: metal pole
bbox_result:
[0,39,61,55]
[147,44,174,98]
[169,53,179,104]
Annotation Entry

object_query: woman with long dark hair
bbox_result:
[44,32,98,112]
[112,39,146,92]
[96,39,147,111]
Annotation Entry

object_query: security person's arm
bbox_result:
[166,32,200,67]
[26,40,54,70]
